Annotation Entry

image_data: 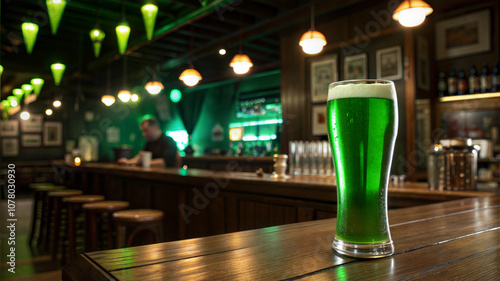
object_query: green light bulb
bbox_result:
[31,78,45,96]
[51,63,66,86]
[141,4,158,41]
[46,0,67,35]
[90,28,105,58]
[12,89,24,103]
[8,96,19,107]
[22,84,34,98]
[170,89,182,103]
[21,22,39,54]
[0,65,3,76]
[116,22,130,55]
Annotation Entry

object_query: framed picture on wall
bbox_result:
[0,120,19,137]
[344,53,367,80]
[21,114,43,132]
[376,46,402,80]
[44,122,62,146]
[22,134,42,147]
[435,9,490,60]
[311,104,327,136]
[2,138,19,157]
[310,55,338,103]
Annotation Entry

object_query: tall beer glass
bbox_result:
[327,80,398,258]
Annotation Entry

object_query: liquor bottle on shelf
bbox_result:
[448,69,458,96]
[480,63,491,93]
[438,72,447,97]
[457,69,468,95]
[492,63,500,92]
[468,66,479,94]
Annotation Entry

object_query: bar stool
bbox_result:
[82,201,130,252]
[113,209,164,248]
[29,184,65,246]
[47,189,83,260]
[63,195,105,259]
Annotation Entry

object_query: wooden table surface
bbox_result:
[63,195,500,280]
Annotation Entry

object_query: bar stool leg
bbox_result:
[107,213,114,250]
[51,198,62,260]
[42,195,53,252]
[29,190,41,245]
[68,203,77,258]
[86,211,99,252]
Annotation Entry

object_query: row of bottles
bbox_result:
[438,63,500,97]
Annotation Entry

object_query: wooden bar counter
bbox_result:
[62,195,500,280]
[53,161,494,242]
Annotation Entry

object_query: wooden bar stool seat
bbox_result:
[63,195,105,259]
[113,209,164,248]
[30,185,66,246]
[47,189,83,261]
[82,201,130,252]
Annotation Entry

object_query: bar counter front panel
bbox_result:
[54,161,493,243]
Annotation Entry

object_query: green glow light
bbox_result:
[21,22,39,54]
[116,22,130,55]
[31,78,45,96]
[22,84,34,98]
[12,89,24,103]
[8,96,18,107]
[167,130,189,151]
[141,4,158,41]
[51,63,66,86]
[229,119,283,128]
[90,28,105,58]
[170,89,182,103]
[0,65,3,76]
[47,0,67,35]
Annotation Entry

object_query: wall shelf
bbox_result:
[439,92,500,102]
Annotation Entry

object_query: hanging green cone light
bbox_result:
[141,3,158,41]
[51,63,66,86]
[31,78,45,96]
[90,28,105,58]
[21,22,39,54]
[46,0,67,35]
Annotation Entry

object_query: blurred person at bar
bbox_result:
[118,116,180,167]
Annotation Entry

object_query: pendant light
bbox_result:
[46,109,53,116]
[53,100,62,107]
[102,65,115,106]
[131,93,139,102]
[179,26,202,87]
[90,2,105,58]
[21,22,39,54]
[0,65,3,76]
[0,65,3,93]
[230,13,253,75]
[46,0,67,35]
[299,3,327,55]
[1,100,10,120]
[141,2,158,41]
[393,0,433,27]
[170,89,182,103]
[102,95,115,106]
[116,0,131,55]
[118,55,131,102]
[31,78,45,96]
[12,89,24,104]
[51,63,66,86]
[8,96,19,107]
[145,81,164,95]
[22,84,34,104]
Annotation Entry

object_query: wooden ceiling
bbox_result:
[0,0,380,100]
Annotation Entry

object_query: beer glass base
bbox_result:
[333,237,394,258]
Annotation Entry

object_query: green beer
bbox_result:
[327,80,398,258]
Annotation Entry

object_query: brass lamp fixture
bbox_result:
[299,3,326,55]
[393,0,433,27]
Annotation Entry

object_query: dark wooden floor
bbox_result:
[0,199,62,280]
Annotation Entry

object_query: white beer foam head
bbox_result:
[328,82,395,101]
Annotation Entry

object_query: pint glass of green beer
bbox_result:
[327,80,397,258]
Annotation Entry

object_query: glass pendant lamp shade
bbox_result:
[118,90,131,102]
[230,54,253,75]
[393,0,433,27]
[31,78,45,96]
[145,81,164,95]
[141,4,158,40]
[51,63,66,86]
[46,0,67,35]
[102,95,115,106]
[8,96,19,107]
[299,30,327,54]
[22,22,39,54]
[116,22,131,55]
[179,68,202,86]
[90,28,106,58]
[13,88,24,103]
[22,84,34,97]
[0,65,3,76]
[170,89,182,103]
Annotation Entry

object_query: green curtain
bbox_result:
[177,92,205,136]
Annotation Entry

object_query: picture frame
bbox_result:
[310,55,338,103]
[21,114,43,132]
[311,104,327,136]
[44,122,63,146]
[2,138,19,157]
[22,134,42,147]
[0,120,19,137]
[344,53,367,80]
[435,10,491,60]
[376,46,402,80]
